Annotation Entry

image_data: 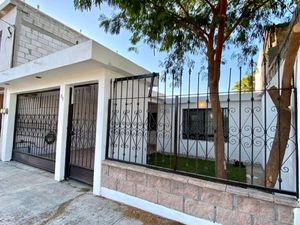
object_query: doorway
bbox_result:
[65,83,98,185]
[147,102,158,154]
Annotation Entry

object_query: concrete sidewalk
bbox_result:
[0,161,181,225]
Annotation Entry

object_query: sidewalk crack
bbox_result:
[41,191,87,225]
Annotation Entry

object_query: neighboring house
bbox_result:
[0,1,300,225]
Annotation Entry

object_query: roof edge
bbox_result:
[0,0,16,18]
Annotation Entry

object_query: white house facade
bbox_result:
[0,0,149,196]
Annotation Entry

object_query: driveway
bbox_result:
[0,161,181,225]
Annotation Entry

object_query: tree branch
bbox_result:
[224,0,272,41]
[202,0,216,11]
[213,0,227,83]
[175,0,189,16]
[268,86,280,108]
[174,0,209,43]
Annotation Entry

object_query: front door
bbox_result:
[65,84,98,185]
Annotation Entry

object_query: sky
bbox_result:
[19,0,261,94]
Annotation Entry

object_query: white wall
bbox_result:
[107,78,150,164]
[261,55,298,193]
[296,48,300,198]
[156,93,264,165]
[0,6,17,71]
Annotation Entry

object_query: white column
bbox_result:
[54,85,71,181]
[93,75,111,195]
[1,89,17,161]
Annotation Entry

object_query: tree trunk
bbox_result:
[266,88,291,187]
[265,23,300,187]
[209,62,227,179]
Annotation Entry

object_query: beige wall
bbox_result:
[102,160,297,225]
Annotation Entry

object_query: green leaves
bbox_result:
[74,0,103,10]
[74,0,298,77]
[232,74,255,91]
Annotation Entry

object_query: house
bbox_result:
[0,0,299,225]
[0,0,148,190]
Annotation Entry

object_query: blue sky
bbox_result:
[24,0,260,94]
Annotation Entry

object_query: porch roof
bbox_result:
[0,40,150,88]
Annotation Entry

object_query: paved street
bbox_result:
[0,161,180,225]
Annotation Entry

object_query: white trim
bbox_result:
[295,208,300,225]
[54,85,71,181]
[93,78,106,195]
[0,40,150,86]
[93,75,113,195]
[101,187,220,225]
[0,90,16,161]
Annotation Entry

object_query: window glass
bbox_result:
[183,108,229,141]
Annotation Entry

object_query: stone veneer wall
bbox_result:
[102,160,299,225]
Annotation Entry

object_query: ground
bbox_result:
[0,161,181,225]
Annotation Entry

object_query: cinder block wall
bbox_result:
[12,0,89,66]
[102,160,298,225]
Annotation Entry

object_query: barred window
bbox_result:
[182,108,229,142]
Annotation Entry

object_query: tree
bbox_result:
[266,23,300,187]
[74,0,298,180]
[232,74,255,92]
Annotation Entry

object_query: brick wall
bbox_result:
[102,160,298,225]
[13,0,89,66]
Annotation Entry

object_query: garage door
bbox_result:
[13,90,60,172]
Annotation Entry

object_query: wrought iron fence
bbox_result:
[105,69,298,197]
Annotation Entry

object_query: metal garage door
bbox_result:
[65,84,98,185]
[13,90,60,172]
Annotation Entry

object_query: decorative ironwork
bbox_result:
[13,90,60,164]
[45,131,56,145]
[106,70,298,197]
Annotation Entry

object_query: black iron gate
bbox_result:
[13,89,60,172]
[65,83,98,185]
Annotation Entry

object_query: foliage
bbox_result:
[74,0,298,78]
[232,74,255,92]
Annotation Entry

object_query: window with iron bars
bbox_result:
[182,108,229,142]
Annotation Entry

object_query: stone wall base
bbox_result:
[101,160,299,225]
